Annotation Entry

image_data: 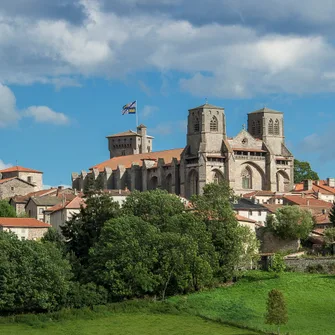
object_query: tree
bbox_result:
[61,193,120,268]
[192,182,251,281]
[0,200,16,217]
[0,231,72,313]
[265,289,288,334]
[42,227,65,252]
[329,202,335,228]
[266,206,314,240]
[294,159,319,184]
[88,216,161,299]
[324,227,335,248]
[269,254,286,277]
[122,189,185,228]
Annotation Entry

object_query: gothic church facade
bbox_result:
[72,104,294,198]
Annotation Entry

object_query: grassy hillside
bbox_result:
[170,271,335,335]
[0,313,258,335]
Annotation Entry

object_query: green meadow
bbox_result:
[170,271,335,335]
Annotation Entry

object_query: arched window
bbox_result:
[251,121,256,135]
[241,166,252,189]
[213,170,223,184]
[210,116,218,132]
[268,119,274,135]
[274,119,280,135]
[194,117,200,132]
[256,120,261,134]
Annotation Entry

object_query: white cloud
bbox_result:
[0,1,335,97]
[0,83,70,126]
[0,83,20,127]
[142,105,159,118]
[0,159,12,170]
[24,106,70,125]
[149,120,185,135]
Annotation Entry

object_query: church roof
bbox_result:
[0,165,42,174]
[248,107,282,114]
[91,148,183,172]
[106,129,154,139]
[189,103,224,110]
[106,130,138,138]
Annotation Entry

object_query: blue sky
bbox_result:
[0,0,334,187]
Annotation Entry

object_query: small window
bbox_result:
[194,117,200,132]
[258,210,262,216]
[27,176,32,183]
[210,116,218,132]
[121,150,126,156]
[251,121,256,135]
[249,210,253,216]
[39,208,44,214]
[274,119,280,135]
[11,187,15,191]
[256,120,261,134]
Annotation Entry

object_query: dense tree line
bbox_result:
[0,183,259,314]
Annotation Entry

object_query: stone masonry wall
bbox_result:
[258,230,300,253]
[285,257,335,272]
[28,228,49,240]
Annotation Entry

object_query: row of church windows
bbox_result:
[193,116,218,132]
[113,144,132,148]
[251,119,280,136]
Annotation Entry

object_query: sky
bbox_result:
[0,0,335,187]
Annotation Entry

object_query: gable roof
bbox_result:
[0,218,50,228]
[189,103,224,110]
[91,148,183,172]
[47,196,85,214]
[236,214,257,224]
[106,130,138,138]
[283,195,332,208]
[0,177,35,187]
[27,196,62,207]
[248,107,282,115]
[10,188,58,204]
[232,198,268,211]
[0,166,42,174]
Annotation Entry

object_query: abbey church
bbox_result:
[72,104,294,198]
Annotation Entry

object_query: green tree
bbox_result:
[0,231,71,313]
[329,202,335,228]
[0,200,16,217]
[61,193,120,268]
[42,227,65,252]
[88,216,161,299]
[122,189,185,228]
[266,206,314,240]
[265,289,288,334]
[324,227,335,247]
[269,254,286,277]
[192,182,248,281]
[294,159,319,184]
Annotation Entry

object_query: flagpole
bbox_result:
[136,100,139,128]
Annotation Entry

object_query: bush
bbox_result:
[66,282,108,309]
[269,254,286,276]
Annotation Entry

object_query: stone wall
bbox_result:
[285,257,335,272]
[28,227,49,240]
[0,179,35,200]
[258,229,300,253]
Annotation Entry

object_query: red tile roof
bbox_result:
[284,195,332,208]
[47,196,85,213]
[236,214,257,223]
[0,177,16,184]
[314,213,331,225]
[294,180,335,195]
[91,148,183,172]
[0,218,50,228]
[0,166,42,174]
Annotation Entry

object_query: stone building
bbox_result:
[0,218,50,240]
[0,166,43,199]
[72,104,294,198]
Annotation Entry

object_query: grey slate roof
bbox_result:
[248,107,282,114]
[231,198,269,211]
[29,196,62,206]
[189,103,224,110]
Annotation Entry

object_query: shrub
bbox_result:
[269,254,286,276]
[306,264,325,274]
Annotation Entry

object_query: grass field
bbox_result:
[170,271,335,335]
[0,313,258,335]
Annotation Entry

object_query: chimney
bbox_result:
[137,124,148,154]
[303,179,313,191]
[327,178,335,188]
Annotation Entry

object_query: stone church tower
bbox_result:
[180,103,227,198]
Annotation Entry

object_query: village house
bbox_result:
[0,218,50,240]
[0,166,43,200]
[9,188,59,216]
[232,198,269,226]
[25,196,63,221]
[72,105,294,199]
[44,196,85,231]
[293,179,335,203]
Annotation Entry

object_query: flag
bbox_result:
[122,101,136,115]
